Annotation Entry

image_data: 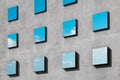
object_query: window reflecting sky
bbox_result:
[63,0,77,6]
[62,52,76,68]
[7,33,17,48]
[92,11,109,31]
[33,56,45,72]
[7,61,16,75]
[63,19,77,37]
[34,27,46,43]
[92,47,108,65]
[8,6,18,21]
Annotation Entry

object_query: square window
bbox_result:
[63,19,77,38]
[33,56,46,72]
[62,0,77,6]
[92,47,108,66]
[34,27,46,43]
[62,51,76,69]
[8,6,18,22]
[7,33,18,49]
[7,61,17,76]
[92,11,109,31]
[34,0,46,14]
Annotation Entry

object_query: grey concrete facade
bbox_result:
[0,0,120,80]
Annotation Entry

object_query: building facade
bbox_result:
[0,0,120,80]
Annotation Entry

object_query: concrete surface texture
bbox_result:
[0,0,120,80]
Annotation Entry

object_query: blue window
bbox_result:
[34,0,46,14]
[92,47,108,65]
[8,6,18,22]
[7,33,18,49]
[7,61,17,75]
[62,51,76,69]
[62,0,77,6]
[33,56,46,72]
[92,11,109,31]
[34,27,46,43]
[63,19,77,38]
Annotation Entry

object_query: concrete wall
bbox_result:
[0,0,120,80]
